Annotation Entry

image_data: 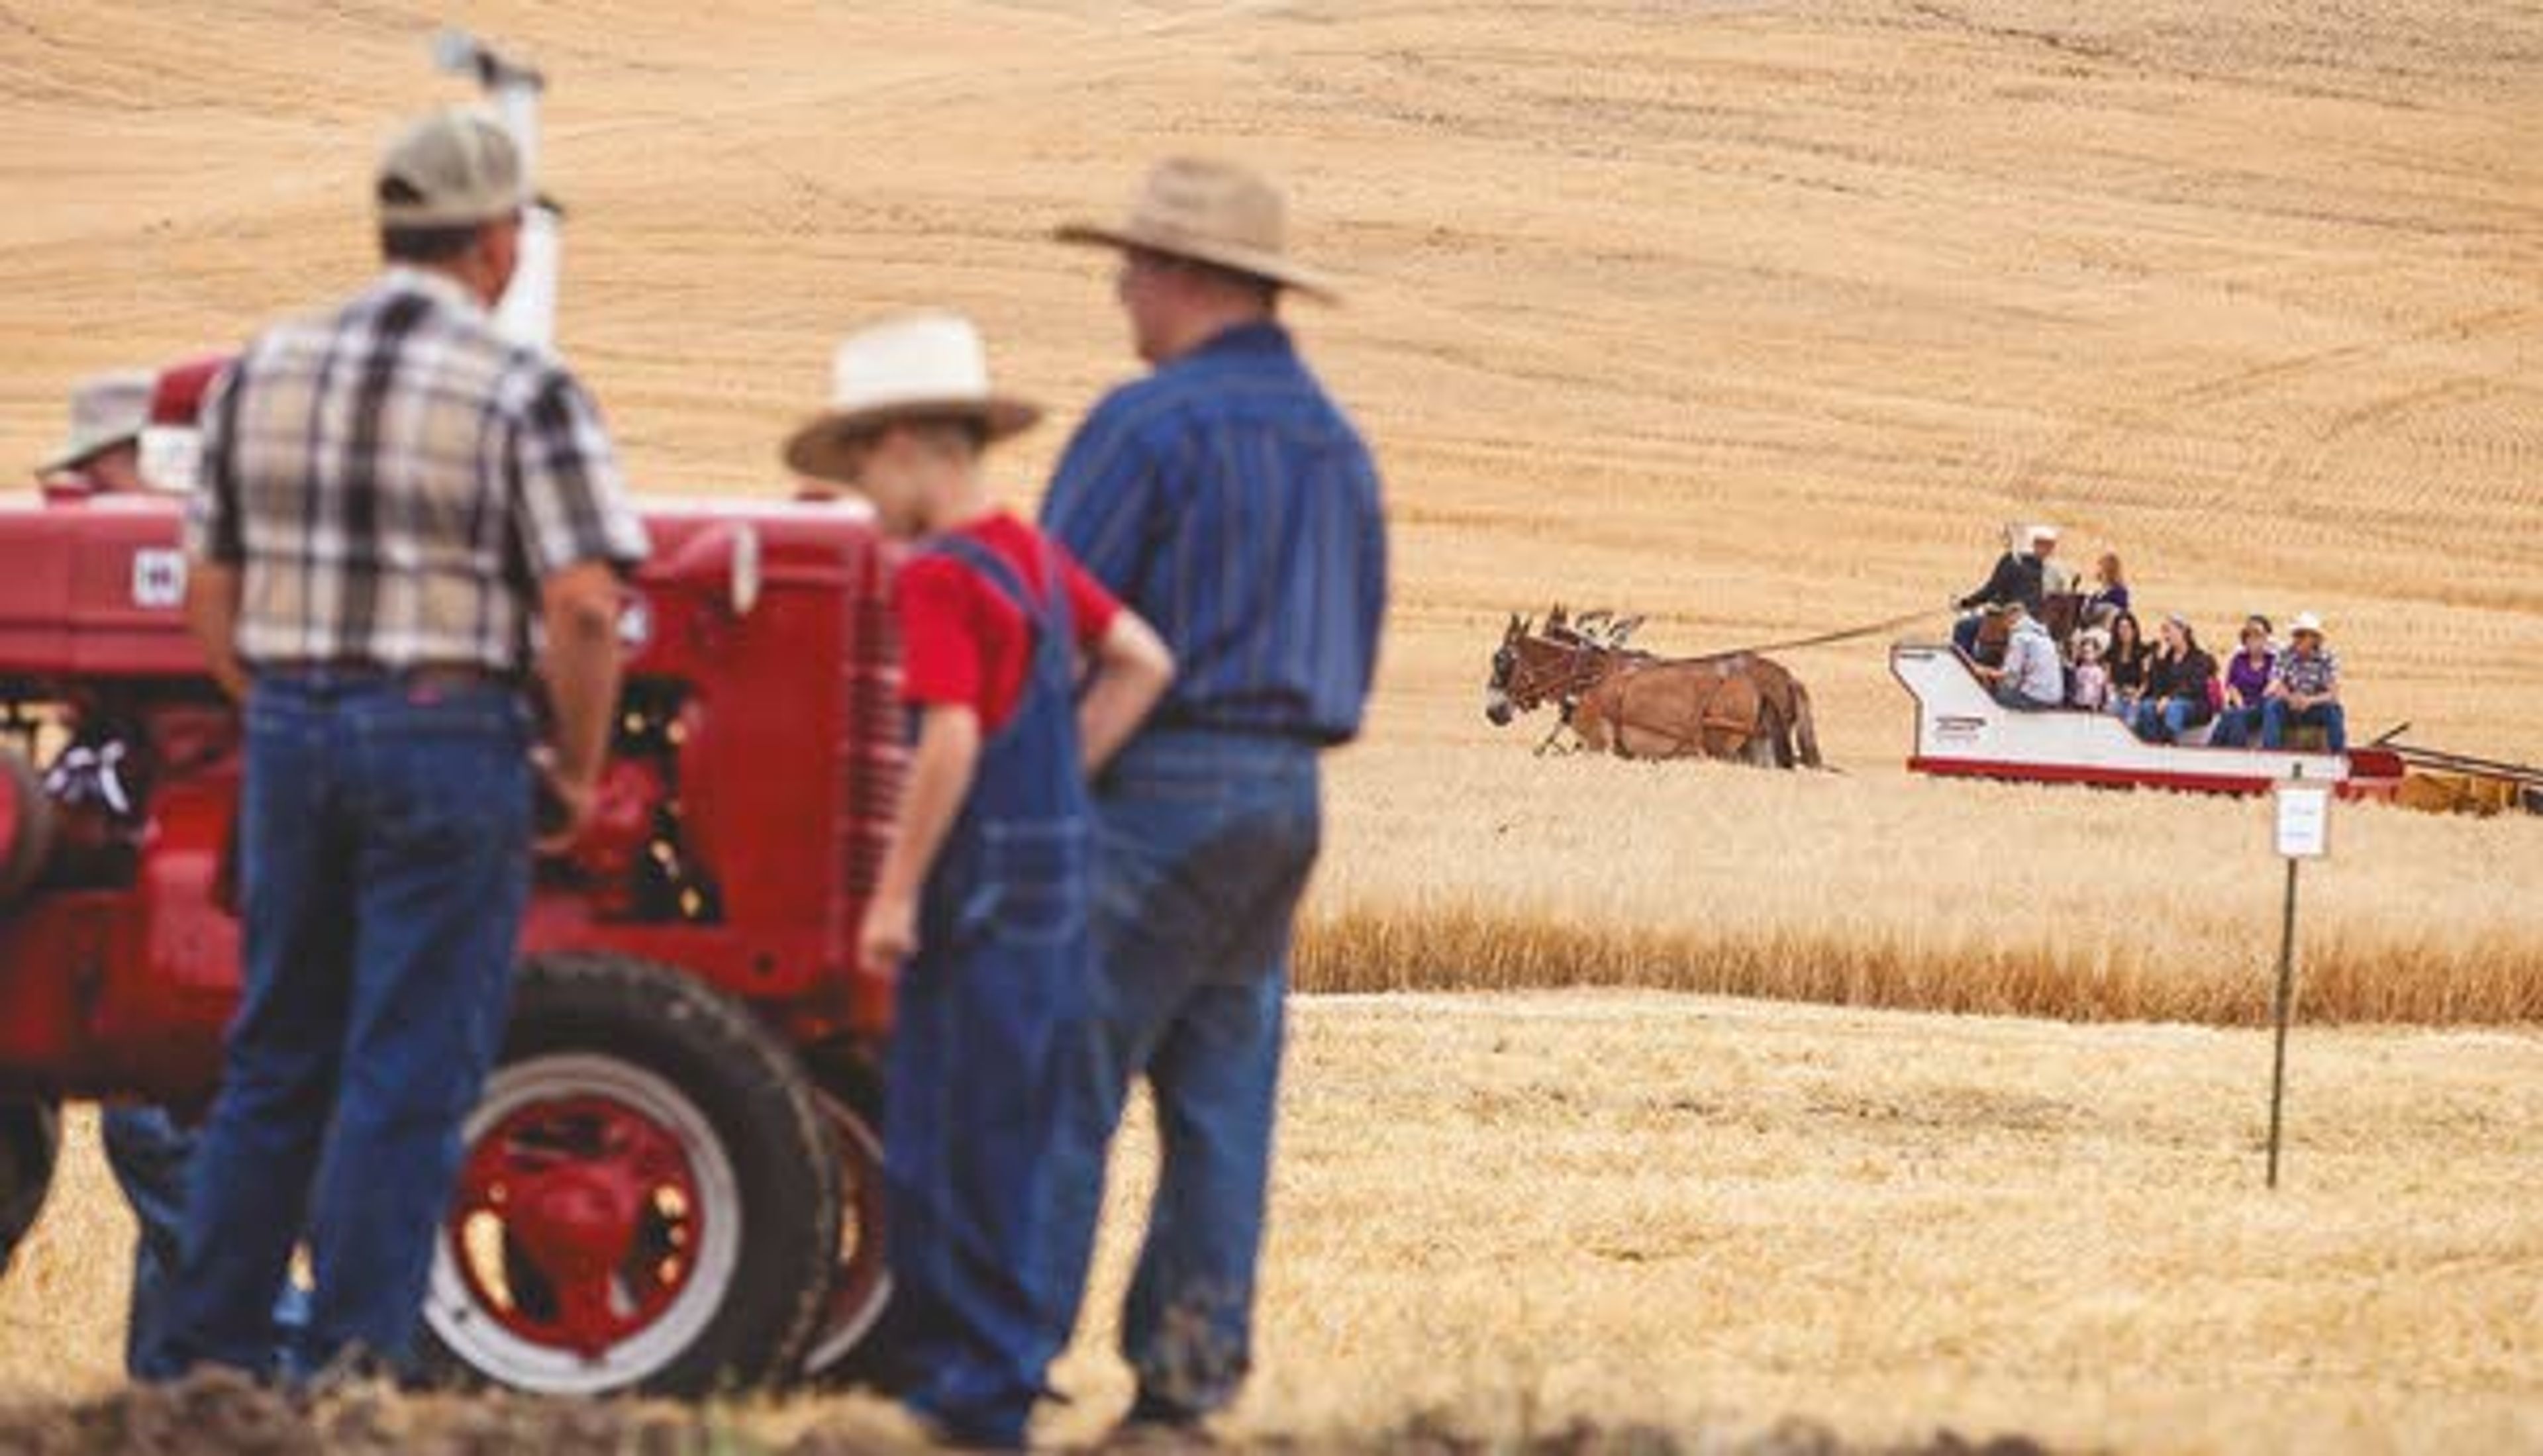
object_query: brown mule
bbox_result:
[1528,607,1823,769]
[1571,657,1786,764]
[1485,610,1819,767]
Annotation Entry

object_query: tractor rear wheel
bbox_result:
[0,1099,60,1275]
[421,954,838,1396]
[799,1062,894,1382]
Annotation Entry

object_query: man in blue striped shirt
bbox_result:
[1036,157,1387,1440]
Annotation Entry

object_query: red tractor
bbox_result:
[0,486,907,1394]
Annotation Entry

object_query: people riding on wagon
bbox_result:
[2132,615,2219,743]
[2262,612,2344,752]
[1972,600,2062,711]
[2068,628,2113,711]
[1952,524,2057,659]
[2211,614,2277,748]
[2083,551,2130,628]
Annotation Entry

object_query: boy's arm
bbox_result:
[1079,610,1173,775]
[859,704,983,978]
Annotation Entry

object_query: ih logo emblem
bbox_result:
[132,550,188,609]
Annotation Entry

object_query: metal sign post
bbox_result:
[2266,767,2330,1188]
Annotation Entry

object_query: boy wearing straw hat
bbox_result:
[1035,157,1388,1439]
[785,310,1171,1448]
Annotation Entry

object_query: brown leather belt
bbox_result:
[252,659,524,692]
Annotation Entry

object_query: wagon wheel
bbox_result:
[421,954,838,1396]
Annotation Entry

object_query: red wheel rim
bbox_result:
[447,1092,707,1359]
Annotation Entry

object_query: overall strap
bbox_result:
[915,532,1073,673]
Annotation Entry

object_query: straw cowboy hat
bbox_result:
[39,370,154,476]
[781,312,1040,484]
[2289,611,2326,639]
[1056,156,1340,303]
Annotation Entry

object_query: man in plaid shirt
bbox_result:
[157,107,647,1383]
[2262,612,2346,752]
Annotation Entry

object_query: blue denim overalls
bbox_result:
[884,532,1091,1446]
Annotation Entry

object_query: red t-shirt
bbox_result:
[897,509,1121,733]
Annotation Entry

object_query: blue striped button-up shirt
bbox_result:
[1042,322,1387,745]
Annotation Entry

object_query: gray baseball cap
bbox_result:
[377,107,555,227]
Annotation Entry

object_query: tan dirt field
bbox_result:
[7,995,2543,1452]
[3,0,2542,1449]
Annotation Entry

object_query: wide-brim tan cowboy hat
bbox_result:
[1056,156,1341,304]
[39,369,154,477]
[781,311,1041,485]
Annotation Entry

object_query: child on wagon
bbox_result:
[783,311,1172,1447]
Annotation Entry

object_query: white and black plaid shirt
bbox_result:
[185,267,649,673]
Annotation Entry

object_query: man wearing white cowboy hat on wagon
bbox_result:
[785,311,1171,1447]
[35,370,154,493]
[1034,157,1389,1440]
[2262,612,2344,752]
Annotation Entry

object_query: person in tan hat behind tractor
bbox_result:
[786,311,1171,1447]
[1034,158,1389,1441]
[154,106,648,1383]
[35,370,154,494]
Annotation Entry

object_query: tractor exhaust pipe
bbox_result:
[433,28,560,352]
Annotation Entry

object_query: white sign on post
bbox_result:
[2274,781,2331,859]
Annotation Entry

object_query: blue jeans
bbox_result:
[2132,699,2208,743]
[1038,730,1322,1417]
[102,1107,311,1379]
[884,532,1094,1447]
[2211,704,2267,748]
[2262,699,2346,752]
[156,673,531,1380]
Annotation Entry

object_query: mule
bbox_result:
[1483,611,1822,768]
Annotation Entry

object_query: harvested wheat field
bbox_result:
[4,0,2542,1450]
[5,0,2541,1016]
[5,998,2542,1451]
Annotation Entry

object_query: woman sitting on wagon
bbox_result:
[2083,552,2130,628]
[2210,614,2276,748]
[2104,610,2153,720]
[2132,616,2219,743]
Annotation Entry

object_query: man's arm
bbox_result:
[535,560,624,851]
[509,369,651,849]
[181,361,250,701]
[183,562,251,702]
[1079,611,1173,774]
[1958,554,2014,610]
[859,704,982,978]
